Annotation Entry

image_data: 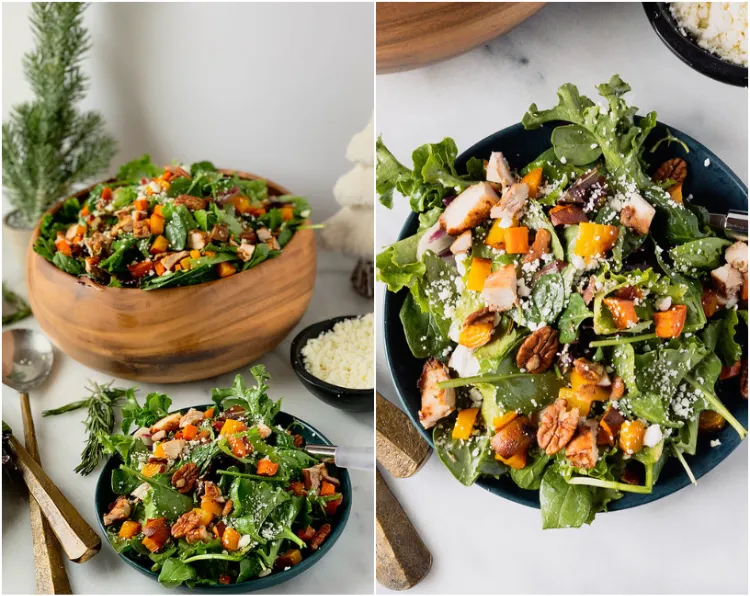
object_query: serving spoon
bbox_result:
[709,209,748,241]
[306,444,374,470]
[2,329,101,592]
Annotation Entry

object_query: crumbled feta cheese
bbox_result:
[643,424,663,447]
[710,438,722,448]
[301,314,373,389]
[671,2,748,66]
[704,157,711,167]
[655,296,672,311]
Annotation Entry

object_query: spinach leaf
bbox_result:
[52,252,84,275]
[165,204,196,251]
[669,238,731,272]
[158,558,196,588]
[376,137,414,209]
[510,451,550,490]
[433,416,491,486]
[116,154,160,182]
[100,432,148,464]
[111,467,141,494]
[112,187,137,209]
[520,273,565,327]
[376,234,426,293]
[399,292,452,359]
[211,365,280,426]
[120,391,172,433]
[100,236,138,272]
[190,160,217,175]
[551,124,602,165]
[558,294,593,344]
[701,308,743,367]
[539,466,593,529]
[121,466,193,522]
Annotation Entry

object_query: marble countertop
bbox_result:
[376,3,747,594]
[2,245,374,594]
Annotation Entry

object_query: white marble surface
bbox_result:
[2,245,374,594]
[376,3,747,594]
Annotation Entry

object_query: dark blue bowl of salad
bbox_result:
[95,401,351,591]
[381,77,747,525]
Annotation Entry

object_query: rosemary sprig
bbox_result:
[2,283,32,325]
[43,381,132,475]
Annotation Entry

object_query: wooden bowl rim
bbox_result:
[28,168,313,294]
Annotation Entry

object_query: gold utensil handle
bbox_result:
[9,433,101,563]
[20,393,73,594]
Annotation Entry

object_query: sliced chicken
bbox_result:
[490,183,529,223]
[417,358,456,429]
[619,193,655,235]
[448,345,480,378]
[160,439,186,460]
[439,183,499,236]
[179,408,204,428]
[302,463,329,492]
[160,251,190,271]
[486,152,515,189]
[237,242,256,262]
[257,227,273,242]
[103,496,132,526]
[150,412,182,434]
[481,264,517,313]
[417,221,453,259]
[187,230,207,250]
[131,482,151,501]
[256,423,272,439]
[450,230,473,255]
[725,241,748,273]
[712,263,744,299]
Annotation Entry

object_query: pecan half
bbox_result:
[490,416,534,459]
[565,421,599,469]
[171,462,199,494]
[516,327,558,373]
[537,399,580,455]
[173,195,207,211]
[573,358,609,385]
[653,158,687,184]
[171,509,205,539]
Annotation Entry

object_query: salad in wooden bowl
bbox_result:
[26,156,316,382]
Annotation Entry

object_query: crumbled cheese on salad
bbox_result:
[302,313,373,389]
[670,2,748,66]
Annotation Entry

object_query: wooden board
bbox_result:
[377,2,545,74]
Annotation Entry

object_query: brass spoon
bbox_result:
[2,329,100,592]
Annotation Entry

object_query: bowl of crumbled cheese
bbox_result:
[290,314,374,412]
[644,2,748,87]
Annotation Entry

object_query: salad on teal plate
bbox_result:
[377,76,748,528]
[95,365,350,588]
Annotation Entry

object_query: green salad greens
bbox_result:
[377,76,748,528]
[33,156,311,289]
[100,366,344,586]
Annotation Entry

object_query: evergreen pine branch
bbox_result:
[2,2,116,228]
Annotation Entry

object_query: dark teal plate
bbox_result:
[95,406,352,591]
[383,120,748,511]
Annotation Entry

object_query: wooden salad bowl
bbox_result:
[377,2,546,74]
[26,169,317,383]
